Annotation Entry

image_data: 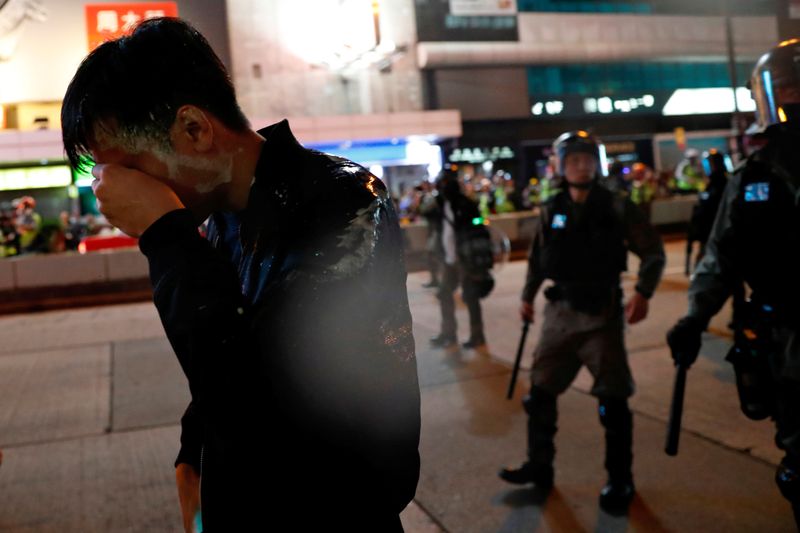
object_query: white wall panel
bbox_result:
[418,13,777,68]
[226,0,423,118]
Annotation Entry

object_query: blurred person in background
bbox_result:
[418,180,443,288]
[476,177,494,218]
[14,196,41,254]
[629,162,656,219]
[0,203,19,257]
[604,161,631,196]
[674,148,705,194]
[493,172,517,214]
[430,168,491,350]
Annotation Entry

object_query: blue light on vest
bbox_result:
[551,213,567,229]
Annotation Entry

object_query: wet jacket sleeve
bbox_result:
[138,209,253,462]
[624,198,666,298]
[687,176,741,327]
[521,210,545,303]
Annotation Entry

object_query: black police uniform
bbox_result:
[501,132,665,516]
[670,129,800,526]
[668,39,800,528]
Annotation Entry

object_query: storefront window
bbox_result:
[528,61,752,96]
[517,0,776,15]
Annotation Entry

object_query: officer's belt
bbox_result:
[544,281,620,314]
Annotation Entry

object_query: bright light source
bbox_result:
[531,102,544,116]
[583,98,598,113]
[482,161,494,173]
[598,144,609,177]
[662,87,756,116]
[642,94,655,107]
[545,101,564,115]
[283,0,378,67]
[736,87,757,113]
[598,97,613,114]
[406,139,433,163]
[405,139,443,179]
[369,164,384,179]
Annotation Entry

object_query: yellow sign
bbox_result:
[674,127,687,151]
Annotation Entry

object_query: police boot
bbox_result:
[598,397,635,516]
[498,387,556,491]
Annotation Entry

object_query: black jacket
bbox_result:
[139,120,421,530]
[689,171,728,244]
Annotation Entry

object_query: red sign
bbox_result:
[85,3,178,51]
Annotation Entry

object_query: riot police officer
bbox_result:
[499,131,666,516]
[667,39,800,528]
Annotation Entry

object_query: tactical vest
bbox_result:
[540,186,627,286]
[721,153,800,318]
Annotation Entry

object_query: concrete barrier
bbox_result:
[0,260,13,291]
[3,247,146,292]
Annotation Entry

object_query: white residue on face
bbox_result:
[93,122,234,193]
[155,147,234,193]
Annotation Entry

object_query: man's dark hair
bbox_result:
[61,17,249,171]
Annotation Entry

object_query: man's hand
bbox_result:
[520,301,534,323]
[666,316,705,367]
[625,291,649,324]
[176,463,201,533]
[91,164,184,237]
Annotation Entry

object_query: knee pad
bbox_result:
[523,386,556,415]
[777,459,800,503]
[598,397,632,430]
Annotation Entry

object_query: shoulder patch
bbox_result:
[551,213,567,229]
[744,182,770,202]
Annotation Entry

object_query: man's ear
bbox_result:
[171,105,214,153]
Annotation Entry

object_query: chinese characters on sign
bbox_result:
[85,3,178,51]
[449,0,517,16]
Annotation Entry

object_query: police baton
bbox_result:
[684,239,693,277]
[507,320,531,399]
[665,362,688,456]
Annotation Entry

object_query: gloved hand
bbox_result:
[666,316,705,367]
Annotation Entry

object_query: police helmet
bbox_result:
[552,130,608,177]
[748,38,800,134]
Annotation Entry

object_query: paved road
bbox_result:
[0,241,794,532]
